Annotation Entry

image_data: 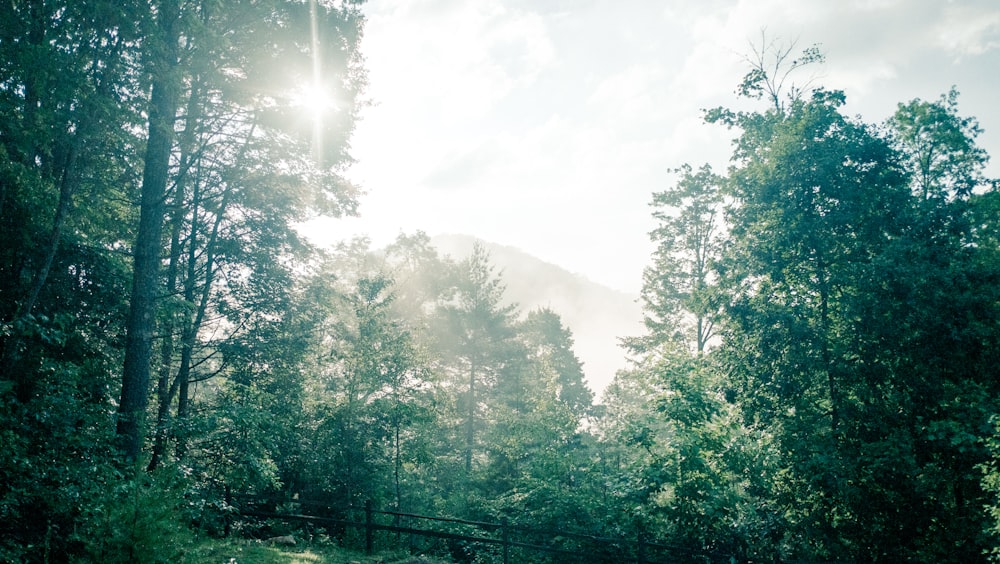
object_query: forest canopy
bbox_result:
[1,4,999,563]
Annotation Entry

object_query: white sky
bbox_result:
[304,0,1000,295]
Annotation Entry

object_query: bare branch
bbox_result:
[738,30,825,112]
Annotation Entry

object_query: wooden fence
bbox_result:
[236,497,732,563]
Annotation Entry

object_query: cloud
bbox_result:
[336,0,1000,295]
[587,63,673,126]
[364,0,555,122]
[422,144,501,190]
[935,2,1000,59]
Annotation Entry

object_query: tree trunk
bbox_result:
[394,419,402,511]
[149,76,203,471]
[117,0,181,463]
[147,194,184,472]
[817,254,839,436]
[465,360,476,473]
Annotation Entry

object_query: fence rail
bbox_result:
[235,497,730,563]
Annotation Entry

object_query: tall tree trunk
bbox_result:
[817,254,838,436]
[465,360,476,474]
[394,416,402,511]
[117,0,182,463]
[175,172,231,460]
[148,75,204,471]
[147,191,185,471]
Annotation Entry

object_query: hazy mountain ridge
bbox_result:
[431,234,643,397]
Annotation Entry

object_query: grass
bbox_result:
[184,537,452,564]
[186,538,345,563]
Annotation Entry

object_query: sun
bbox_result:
[290,81,336,122]
[289,80,336,163]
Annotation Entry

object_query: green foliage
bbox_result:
[982,417,1000,561]
[196,380,284,494]
[72,467,196,564]
[517,308,593,416]
[629,163,725,355]
[597,345,777,559]
[714,78,1000,559]
[0,311,124,562]
[1,0,366,557]
[281,244,441,519]
[630,40,1000,560]
[889,87,990,200]
[434,243,521,479]
[6,8,1000,561]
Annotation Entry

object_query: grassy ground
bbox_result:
[184,537,452,564]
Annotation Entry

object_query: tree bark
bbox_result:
[117,0,181,463]
[465,360,476,473]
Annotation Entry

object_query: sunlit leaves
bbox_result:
[716,78,1000,559]
[889,87,991,201]
[630,163,725,355]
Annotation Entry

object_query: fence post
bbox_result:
[637,531,646,564]
[365,500,374,554]
[501,517,510,564]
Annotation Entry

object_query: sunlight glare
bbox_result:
[291,82,336,121]
[302,0,327,164]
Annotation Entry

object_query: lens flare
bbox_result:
[291,82,335,119]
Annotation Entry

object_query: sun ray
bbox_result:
[286,0,336,165]
[291,81,335,118]
[308,0,324,163]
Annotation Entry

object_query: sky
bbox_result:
[303,0,1000,295]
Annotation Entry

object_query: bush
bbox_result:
[72,466,196,563]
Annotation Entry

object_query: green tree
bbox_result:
[716,89,913,559]
[119,0,366,465]
[0,0,140,333]
[889,87,990,201]
[867,90,1000,560]
[517,308,593,414]
[0,1,368,558]
[714,71,1000,559]
[719,88,909,432]
[312,270,429,509]
[598,344,778,561]
[435,243,519,477]
[480,309,594,517]
[0,2,144,558]
[628,164,725,355]
[383,231,455,335]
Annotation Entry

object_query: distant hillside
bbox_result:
[431,234,643,399]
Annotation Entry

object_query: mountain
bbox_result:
[431,234,643,399]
